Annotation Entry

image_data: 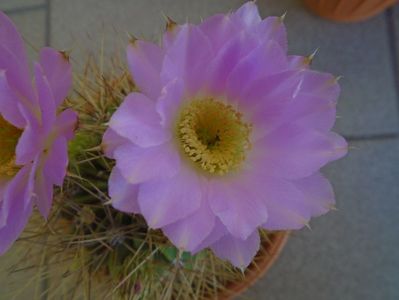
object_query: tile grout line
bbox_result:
[345,132,399,142]
[3,3,46,15]
[45,0,51,46]
[385,7,399,122]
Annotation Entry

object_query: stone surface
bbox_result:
[241,139,399,300]
[0,0,44,12]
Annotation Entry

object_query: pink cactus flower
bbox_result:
[0,11,77,254]
[103,2,347,268]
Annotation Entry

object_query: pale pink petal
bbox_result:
[0,44,36,107]
[208,178,268,240]
[34,62,56,130]
[109,92,170,147]
[205,31,257,96]
[163,199,215,252]
[102,128,129,159]
[0,11,29,72]
[0,165,34,254]
[127,40,163,99]
[233,2,262,27]
[109,167,140,214]
[39,48,72,107]
[252,124,348,180]
[114,142,180,184]
[15,111,43,165]
[244,174,311,230]
[191,218,228,254]
[138,166,202,228]
[0,177,9,228]
[53,109,78,140]
[43,137,68,186]
[226,40,287,99]
[210,230,260,269]
[0,70,25,127]
[292,172,335,217]
[155,78,184,130]
[161,24,213,94]
[255,17,287,52]
[198,14,241,53]
[33,166,53,218]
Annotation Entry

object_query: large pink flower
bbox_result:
[103,2,347,268]
[0,11,77,254]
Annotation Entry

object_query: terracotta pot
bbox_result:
[303,0,398,22]
[218,231,290,300]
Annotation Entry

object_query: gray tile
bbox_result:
[6,9,46,62]
[241,139,399,300]
[0,0,44,12]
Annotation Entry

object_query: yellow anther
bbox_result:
[0,116,22,177]
[176,98,252,175]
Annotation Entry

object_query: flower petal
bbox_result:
[255,17,287,52]
[285,70,340,131]
[138,166,202,228]
[34,62,56,130]
[205,31,257,96]
[161,24,213,94]
[252,124,348,179]
[33,166,54,218]
[109,167,140,214]
[198,14,240,53]
[156,78,184,130]
[0,165,34,255]
[163,198,215,252]
[210,230,260,269]
[127,40,163,99]
[39,48,72,107]
[0,70,25,127]
[15,112,43,165]
[0,11,34,102]
[114,142,180,185]
[191,218,228,254]
[102,128,129,159]
[0,11,29,72]
[109,92,170,147]
[53,109,78,140]
[233,2,262,27]
[245,174,311,230]
[208,178,268,240]
[292,172,335,217]
[43,136,68,186]
[226,40,287,99]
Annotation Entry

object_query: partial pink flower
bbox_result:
[0,11,77,254]
[104,2,347,268]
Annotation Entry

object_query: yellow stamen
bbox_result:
[176,98,252,176]
[0,116,22,177]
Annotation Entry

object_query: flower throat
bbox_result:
[177,98,252,175]
[0,116,22,177]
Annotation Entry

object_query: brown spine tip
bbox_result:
[60,50,70,61]
[129,34,138,46]
[166,16,177,32]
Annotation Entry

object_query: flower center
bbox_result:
[0,116,22,177]
[177,98,252,175]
